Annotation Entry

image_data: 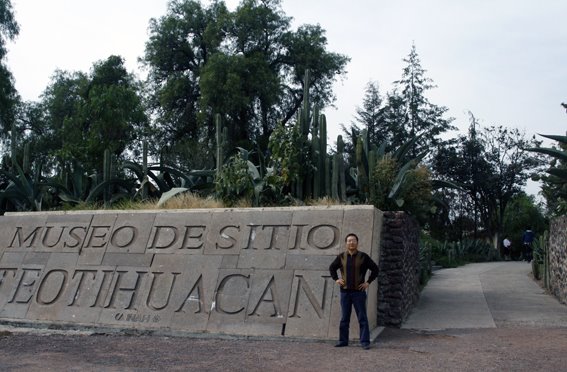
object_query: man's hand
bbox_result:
[358,282,369,290]
[336,279,345,286]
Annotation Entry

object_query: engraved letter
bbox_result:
[215,274,249,314]
[36,269,68,305]
[9,226,43,248]
[146,271,180,311]
[110,225,137,248]
[8,268,42,303]
[104,270,147,310]
[181,225,206,249]
[216,225,239,249]
[65,226,87,248]
[84,226,111,248]
[288,224,308,250]
[307,224,339,250]
[148,226,178,249]
[248,276,281,317]
[67,269,97,306]
[42,226,66,248]
[175,274,206,314]
[289,275,332,319]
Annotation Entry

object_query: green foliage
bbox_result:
[0,0,19,140]
[268,121,309,188]
[215,151,257,206]
[142,0,348,155]
[528,131,567,216]
[431,114,543,244]
[21,56,149,175]
[418,242,432,287]
[423,236,498,268]
[501,193,547,258]
[369,142,433,223]
[0,162,67,213]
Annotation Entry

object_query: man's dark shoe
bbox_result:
[362,344,370,350]
[334,343,348,347]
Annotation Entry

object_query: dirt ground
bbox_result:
[0,326,566,371]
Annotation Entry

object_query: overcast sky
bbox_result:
[6,0,566,152]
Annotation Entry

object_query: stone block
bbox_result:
[285,270,334,338]
[286,208,343,256]
[0,207,384,340]
[147,211,210,254]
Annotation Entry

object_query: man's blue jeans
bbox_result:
[339,290,370,345]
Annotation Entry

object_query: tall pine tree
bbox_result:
[392,44,454,158]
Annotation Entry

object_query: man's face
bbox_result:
[346,236,358,253]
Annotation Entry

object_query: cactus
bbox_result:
[338,135,346,201]
[318,114,328,197]
[325,154,331,197]
[103,149,111,208]
[142,141,149,200]
[332,153,339,200]
[23,143,30,174]
[215,113,224,177]
[10,120,17,169]
[356,137,369,201]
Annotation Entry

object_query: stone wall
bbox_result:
[377,211,420,327]
[0,206,383,340]
[549,215,567,304]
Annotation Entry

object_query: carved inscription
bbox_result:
[6,222,340,253]
[0,267,330,319]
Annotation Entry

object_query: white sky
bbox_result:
[6,0,567,196]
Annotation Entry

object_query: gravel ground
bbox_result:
[0,326,566,371]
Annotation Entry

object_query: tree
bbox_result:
[142,0,349,165]
[536,133,567,216]
[25,56,148,174]
[342,45,453,167]
[0,0,20,141]
[502,193,547,256]
[527,105,567,216]
[432,114,543,246]
[391,44,454,158]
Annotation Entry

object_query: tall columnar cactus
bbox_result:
[312,133,321,199]
[356,137,369,201]
[300,69,311,138]
[142,141,149,200]
[103,149,111,208]
[325,154,331,197]
[338,135,346,201]
[331,153,339,200]
[10,120,17,169]
[215,113,224,177]
[318,114,328,197]
[23,143,31,174]
[354,129,380,202]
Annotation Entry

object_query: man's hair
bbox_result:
[345,233,359,242]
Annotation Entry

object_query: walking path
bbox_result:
[402,261,567,330]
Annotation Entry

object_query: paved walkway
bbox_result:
[402,261,567,330]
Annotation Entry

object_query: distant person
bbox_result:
[329,233,379,350]
[502,237,512,261]
[522,228,535,263]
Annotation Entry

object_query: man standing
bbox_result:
[329,233,379,350]
[522,228,535,262]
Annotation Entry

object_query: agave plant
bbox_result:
[527,134,567,181]
[0,162,67,212]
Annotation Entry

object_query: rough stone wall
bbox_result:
[549,215,567,304]
[377,211,420,327]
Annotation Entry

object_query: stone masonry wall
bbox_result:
[549,215,567,304]
[377,211,420,327]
